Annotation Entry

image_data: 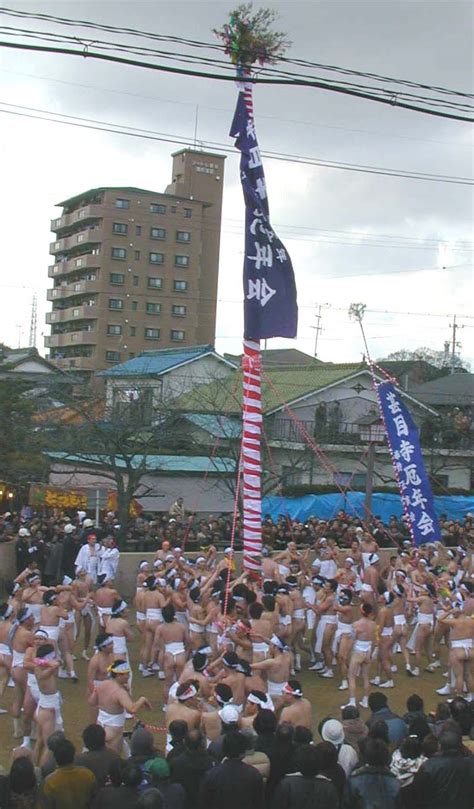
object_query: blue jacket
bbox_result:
[367,707,408,745]
[346,765,400,809]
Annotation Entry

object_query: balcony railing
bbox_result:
[48,253,101,278]
[47,279,100,301]
[45,330,95,348]
[51,205,102,232]
[268,418,473,450]
[49,227,103,255]
[46,305,98,324]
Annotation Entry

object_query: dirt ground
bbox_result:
[0,628,450,771]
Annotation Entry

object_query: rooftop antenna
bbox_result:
[29,293,38,348]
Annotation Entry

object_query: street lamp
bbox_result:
[357,414,385,523]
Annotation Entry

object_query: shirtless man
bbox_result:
[251,635,292,710]
[407,584,435,676]
[249,602,273,663]
[87,633,114,721]
[178,650,212,701]
[360,553,380,609]
[279,679,312,729]
[211,650,247,712]
[262,548,281,583]
[311,579,338,679]
[187,588,208,651]
[287,576,311,671]
[95,575,120,629]
[72,568,95,660]
[106,600,133,665]
[275,586,293,645]
[22,628,49,748]
[334,588,355,692]
[360,534,379,569]
[33,643,62,766]
[240,689,273,730]
[152,603,188,703]
[201,683,234,740]
[20,572,45,626]
[57,580,83,680]
[437,607,473,698]
[343,603,377,710]
[143,576,166,676]
[392,582,411,674]
[0,602,13,712]
[90,659,152,753]
[371,591,395,689]
[165,680,202,751]
[11,607,35,738]
[39,590,68,649]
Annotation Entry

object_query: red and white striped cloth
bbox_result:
[242,339,262,572]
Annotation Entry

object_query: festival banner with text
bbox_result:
[230,81,298,339]
[378,382,441,545]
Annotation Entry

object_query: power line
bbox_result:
[0,40,472,123]
[1,6,471,101]
[1,102,473,185]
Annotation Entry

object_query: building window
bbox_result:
[115,199,129,209]
[146,302,161,315]
[106,350,121,362]
[173,280,188,292]
[77,233,85,243]
[132,300,138,311]
[111,247,126,260]
[172,304,186,316]
[113,222,128,234]
[176,231,191,243]
[130,326,136,336]
[149,252,164,264]
[75,257,84,267]
[134,250,140,261]
[171,330,185,341]
[72,308,79,317]
[129,352,136,358]
[133,275,139,286]
[148,277,163,289]
[109,272,125,285]
[135,225,142,236]
[151,227,166,240]
[175,255,189,267]
[150,203,166,214]
[108,298,124,310]
[171,205,177,213]
[107,324,122,335]
[184,208,192,219]
[145,327,160,340]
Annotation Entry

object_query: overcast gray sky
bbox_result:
[0,0,472,365]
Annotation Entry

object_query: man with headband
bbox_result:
[251,635,292,710]
[89,659,152,754]
[0,602,13,714]
[11,606,35,739]
[165,680,202,751]
[94,574,120,629]
[279,679,312,729]
[342,603,377,710]
[22,628,49,749]
[87,633,115,722]
[33,643,63,766]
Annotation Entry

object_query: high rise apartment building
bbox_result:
[45,149,225,374]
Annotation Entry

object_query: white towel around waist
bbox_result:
[146,608,163,622]
[252,642,270,654]
[97,708,126,728]
[394,614,407,626]
[164,642,185,656]
[189,622,204,633]
[12,650,25,668]
[354,640,372,653]
[112,635,127,655]
[451,638,473,649]
[381,627,394,637]
[39,625,60,641]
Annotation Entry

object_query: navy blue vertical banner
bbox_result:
[377,381,441,545]
[230,82,298,340]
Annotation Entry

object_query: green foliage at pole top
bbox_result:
[213,4,291,68]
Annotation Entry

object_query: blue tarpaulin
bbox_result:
[261,492,474,524]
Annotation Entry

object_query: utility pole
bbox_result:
[449,315,464,374]
[29,294,38,348]
[311,304,323,358]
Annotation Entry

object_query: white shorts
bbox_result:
[12,651,25,668]
[267,680,285,696]
[189,623,204,634]
[165,642,186,659]
[37,691,63,728]
[98,709,126,728]
[40,625,60,642]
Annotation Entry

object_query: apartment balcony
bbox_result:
[48,253,101,278]
[47,279,101,301]
[49,227,103,255]
[51,204,102,233]
[46,305,98,324]
[45,330,96,349]
[50,356,95,372]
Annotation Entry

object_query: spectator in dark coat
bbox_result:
[94,761,142,809]
[143,757,186,809]
[265,723,295,803]
[254,709,278,758]
[411,727,474,809]
[165,720,188,764]
[346,738,400,809]
[170,729,214,809]
[272,743,339,809]
[74,724,121,788]
[198,731,264,809]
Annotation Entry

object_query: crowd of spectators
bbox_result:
[0,502,473,574]
[0,693,473,808]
